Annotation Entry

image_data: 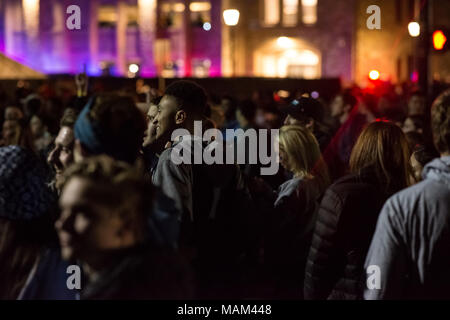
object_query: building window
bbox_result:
[189,2,211,28]
[263,0,280,26]
[256,42,320,79]
[283,0,298,27]
[126,5,139,27]
[98,5,117,28]
[160,2,185,29]
[301,0,317,25]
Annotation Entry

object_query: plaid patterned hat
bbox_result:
[0,145,57,221]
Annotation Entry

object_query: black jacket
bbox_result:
[265,176,324,299]
[81,244,194,300]
[304,167,391,300]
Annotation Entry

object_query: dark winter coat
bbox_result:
[304,167,391,300]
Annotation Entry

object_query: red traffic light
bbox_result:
[433,30,447,50]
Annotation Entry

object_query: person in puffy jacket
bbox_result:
[304,120,412,300]
[364,90,450,300]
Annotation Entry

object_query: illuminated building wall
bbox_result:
[355,0,450,86]
[0,0,223,77]
[222,0,355,81]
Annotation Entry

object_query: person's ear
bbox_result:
[175,110,187,125]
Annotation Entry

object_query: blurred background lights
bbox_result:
[369,69,380,80]
[276,36,294,49]
[203,22,211,31]
[128,63,139,73]
[223,9,240,26]
[408,22,421,37]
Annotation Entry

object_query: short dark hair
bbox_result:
[342,89,358,110]
[88,95,146,164]
[164,80,208,115]
[413,144,439,167]
[237,99,257,122]
[60,108,80,128]
[431,89,450,154]
[151,96,162,106]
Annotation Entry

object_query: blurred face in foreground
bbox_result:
[56,177,137,265]
[47,126,74,181]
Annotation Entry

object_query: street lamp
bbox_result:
[223,9,240,26]
[408,21,421,37]
[223,9,240,76]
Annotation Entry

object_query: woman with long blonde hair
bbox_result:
[259,125,330,299]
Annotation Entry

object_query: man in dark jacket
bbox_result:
[364,90,450,299]
[151,80,257,298]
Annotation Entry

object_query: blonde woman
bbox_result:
[258,125,330,299]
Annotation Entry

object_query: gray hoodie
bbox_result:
[364,156,450,299]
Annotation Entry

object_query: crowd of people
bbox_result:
[0,76,449,300]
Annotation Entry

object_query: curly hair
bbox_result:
[431,90,450,154]
[164,80,208,116]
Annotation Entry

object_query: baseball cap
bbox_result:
[286,97,324,123]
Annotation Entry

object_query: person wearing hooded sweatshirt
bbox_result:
[364,89,450,300]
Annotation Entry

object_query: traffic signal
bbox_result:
[433,29,448,51]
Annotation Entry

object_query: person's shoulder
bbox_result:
[388,180,430,204]
[380,180,433,225]
[327,172,364,194]
[158,147,173,162]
